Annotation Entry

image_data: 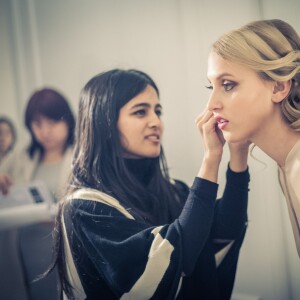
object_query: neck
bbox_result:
[42,147,65,164]
[251,116,300,167]
[124,157,155,185]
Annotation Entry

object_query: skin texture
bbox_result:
[116,81,249,183]
[206,52,278,144]
[206,52,300,168]
[0,115,69,194]
[0,122,14,157]
[117,85,163,159]
[31,115,69,162]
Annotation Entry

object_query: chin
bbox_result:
[223,133,244,144]
[144,152,161,158]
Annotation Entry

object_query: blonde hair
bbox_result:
[212,19,300,131]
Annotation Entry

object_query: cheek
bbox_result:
[57,123,69,139]
[31,127,40,139]
[160,121,164,134]
[118,124,134,148]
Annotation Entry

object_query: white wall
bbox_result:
[1,0,300,299]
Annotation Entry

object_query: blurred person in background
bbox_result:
[0,116,16,165]
[0,88,75,202]
[0,88,75,300]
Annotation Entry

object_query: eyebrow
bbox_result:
[207,72,235,81]
[130,103,162,110]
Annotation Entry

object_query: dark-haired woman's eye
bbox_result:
[205,85,213,90]
[155,110,162,117]
[133,109,146,116]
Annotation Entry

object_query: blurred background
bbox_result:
[1,0,300,299]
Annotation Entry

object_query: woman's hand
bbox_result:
[195,109,225,182]
[0,173,13,195]
[195,109,225,160]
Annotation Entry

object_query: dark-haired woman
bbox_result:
[0,88,75,300]
[0,88,75,202]
[52,69,250,300]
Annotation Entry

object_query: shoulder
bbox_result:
[63,188,134,220]
[0,146,32,172]
[59,147,73,180]
[62,147,73,164]
[170,178,190,202]
[172,179,189,191]
[65,197,125,217]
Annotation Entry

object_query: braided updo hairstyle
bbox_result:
[212,19,300,131]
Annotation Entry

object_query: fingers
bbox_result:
[195,109,214,134]
[0,174,13,195]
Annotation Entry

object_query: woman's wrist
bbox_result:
[229,148,249,172]
[197,156,221,183]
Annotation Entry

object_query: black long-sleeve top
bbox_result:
[62,164,250,300]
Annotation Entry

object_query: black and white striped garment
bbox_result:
[62,167,249,299]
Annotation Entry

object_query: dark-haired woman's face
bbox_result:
[31,114,69,152]
[117,85,163,159]
[0,122,14,155]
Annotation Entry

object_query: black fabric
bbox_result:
[64,164,250,299]
[19,222,61,300]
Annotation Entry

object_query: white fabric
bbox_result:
[62,189,136,299]
[278,139,300,258]
[0,146,73,199]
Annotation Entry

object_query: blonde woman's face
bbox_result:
[206,52,278,143]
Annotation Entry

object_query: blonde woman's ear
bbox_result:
[272,80,292,103]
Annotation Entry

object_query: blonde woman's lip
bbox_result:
[214,116,229,130]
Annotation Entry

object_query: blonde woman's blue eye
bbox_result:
[156,110,162,117]
[223,82,235,91]
[205,85,213,90]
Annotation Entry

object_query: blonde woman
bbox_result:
[205,19,300,257]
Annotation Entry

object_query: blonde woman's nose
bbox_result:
[207,93,222,111]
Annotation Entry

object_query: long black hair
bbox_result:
[52,69,183,298]
[70,69,181,223]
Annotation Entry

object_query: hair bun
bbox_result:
[290,80,300,110]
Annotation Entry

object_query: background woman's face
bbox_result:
[0,122,14,154]
[206,52,277,143]
[31,114,69,152]
[117,85,164,159]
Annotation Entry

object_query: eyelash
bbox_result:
[133,110,162,117]
[156,110,162,117]
[222,82,236,91]
[133,109,146,116]
[205,81,236,92]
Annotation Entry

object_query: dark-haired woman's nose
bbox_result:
[148,112,161,128]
